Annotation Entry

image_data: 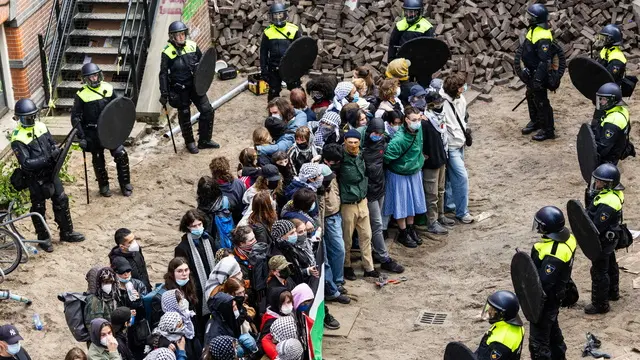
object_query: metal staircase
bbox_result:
[39,0,156,111]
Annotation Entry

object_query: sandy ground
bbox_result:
[1,76,640,360]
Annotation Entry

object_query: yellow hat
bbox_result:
[385,58,411,81]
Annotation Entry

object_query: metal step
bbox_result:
[57,81,128,90]
[70,29,132,37]
[54,98,75,108]
[61,63,130,72]
[66,46,122,55]
[75,12,142,21]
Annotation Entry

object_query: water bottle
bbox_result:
[125,281,137,301]
[25,244,38,255]
[32,314,43,330]
[130,314,135,327]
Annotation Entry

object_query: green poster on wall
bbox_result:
[182,0,205,22]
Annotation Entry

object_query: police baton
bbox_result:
[82,149,90,204]
[163,105,178,154]
[512,96,527,112]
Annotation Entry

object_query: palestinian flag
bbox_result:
[304,239,326,359]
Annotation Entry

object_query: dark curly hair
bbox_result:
[209,156,234,183]
[306,75,339,101]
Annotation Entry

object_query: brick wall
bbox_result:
[185,1,211,51]
[6,0,52,102]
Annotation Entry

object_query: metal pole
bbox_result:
[512,96,527,112]
[82,150,90,204]
[163,80,249,138]
[163,105,178,153]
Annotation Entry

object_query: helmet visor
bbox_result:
[481,301,498,322]
[532,218,542,233]
[594,34,608,48]
[526,12,537,26]
[271,12,286,24]
[83,72,104,88]
[404,9,420,22]
[169,31,188,45]
[590,176,610,193]
[595,94,612,111]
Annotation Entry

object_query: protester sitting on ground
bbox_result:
[237,147,261,188]
[383,106,427,249]
[253,127,276,166]
[290,88,316,123]
[382,110,404,140]
[201,335,238,360]
[163,258,200,339]
[272,151,294,187]
[313,111,343,150]
[288,127,320,175]
[65,347,87,360]
[209,156,246,223]
[239,165,282,226]
[204,255,243,298]
[109,307,135,360]
[440,72,474,224]
[276,338,304,360]
[87,319,121,360]
[84,268,118,331]
[205,292,257,358]
[263,315,299,360]
[145,312,187,359]
[248,191,278,244]
[108,228,151,291]
[0,324,31,360]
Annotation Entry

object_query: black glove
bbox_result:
[159,94,168,106]
[78,139,88,150]
[50,147,61,162]
[521,68,531,84]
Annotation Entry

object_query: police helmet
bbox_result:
[591,163,624,192]
[595,82,622,111]
[526,4,548,27]
[269,3,288,28]
[168,21,189,45]
[81,63,103,88]
[533,206,570,242]
[14,99,39,127]
[481,290,522,326]
[597,24,623,48]
[403,0,423,24]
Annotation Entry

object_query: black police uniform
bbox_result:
[475,321,524,360]
[593,105,629,165]
[387,17,435,62]
[586,188,623,311]
[159,39,215,147]
[260,22,301,101]
[11,122,77,243]
[71,82,132,194]
[528,234,576,359]
[596,46,626,85]
[521,25,555,138]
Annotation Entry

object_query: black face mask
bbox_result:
[267,181,279,190]
[279,267,292,279]
[330,164,341,173]
[297,143,309,150]
[234,296,245,310]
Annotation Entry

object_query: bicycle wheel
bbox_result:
[0,227,22,275]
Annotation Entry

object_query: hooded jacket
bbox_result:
[362,117,387,201]
[383,125,424,175]
[88,319,122,360]
[108,246,152,291]
[422,109,448,169]
[439,88,468,150]
[258,110,309,156]
[204,292,241,346]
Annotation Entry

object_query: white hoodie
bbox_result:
[439,88,468,150]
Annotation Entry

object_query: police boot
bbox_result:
[407,224,423,245]
[180,123,199,154]
[532,129,556,141]
[53,202,85,243]
[197,111,220,149]
[92,152,111,197]
[585,274,610,314]
[396,229,417,248]
[114,148,133,197]
[32,209,53,253]
[521,121,539,135]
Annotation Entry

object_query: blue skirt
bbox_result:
[382,170,427,219]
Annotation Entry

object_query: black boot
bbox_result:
[407,224,423,245]
[521,121,538,135]
[198,110,220,149]
[114,149,133,196]
[186,142,199,154]
[32,212,53,253]
[92,152,111,197]
[179,112,199,154]
[584,303,610,314]
[396,229,417,248]
[532,129,555,141]
[53,202,85,243]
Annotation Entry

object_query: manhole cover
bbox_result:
[415,310,449,326]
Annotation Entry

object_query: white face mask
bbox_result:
[281,304,293,315]
[100,337,109,347]
[127,240,140,252]
[179,299,190,312]
[395,88,401,97]
[101,284,112,294]
[6,343,20,355]
[234,309,240,319]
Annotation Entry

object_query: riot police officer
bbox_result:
[519,4,556,141]
[592,82,632,165]
[71,63,132,197]
[11,99,85,252]
[387,0,434,62]
[529,206,577,360]
[260,3,301,101]
[475,290,525,360]
[159,21,218,154]
[595,25,626,84]
[585,163,624,314]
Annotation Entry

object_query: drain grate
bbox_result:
[415,310,448,326]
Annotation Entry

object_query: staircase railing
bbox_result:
[117,0,153,103]
[38,0,76,107]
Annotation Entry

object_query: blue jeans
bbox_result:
[444,147,470,218]
[236,333,258,357]
[324,213,345,289]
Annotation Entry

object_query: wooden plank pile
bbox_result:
[209,0,640,93]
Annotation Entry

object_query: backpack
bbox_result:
[213,196,234,249]
[142,283,166,329]
[58,292,89,342]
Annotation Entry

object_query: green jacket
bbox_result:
[88,343,122,360]
[338,150,368,204]
[383,126,424,175]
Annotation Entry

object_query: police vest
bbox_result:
[594,189,623,212]
[76,82,114,103]
[396,17,433,33]
[163,40,198,59]
[534,235,577,264]
[486,321,525,353]
[11,122,49,145]
[600,46,627,64]
[264,23,298,40]
[601,106,629,131]
[526,27,553,44]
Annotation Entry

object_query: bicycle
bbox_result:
[0,200,53,276]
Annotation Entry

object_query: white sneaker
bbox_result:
[456,213,474,224]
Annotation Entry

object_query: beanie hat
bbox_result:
[385,58,411,81]
[270,220,295,240]
[344,129,361,140]
[334,82,355,101]
[110,306,131,334]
